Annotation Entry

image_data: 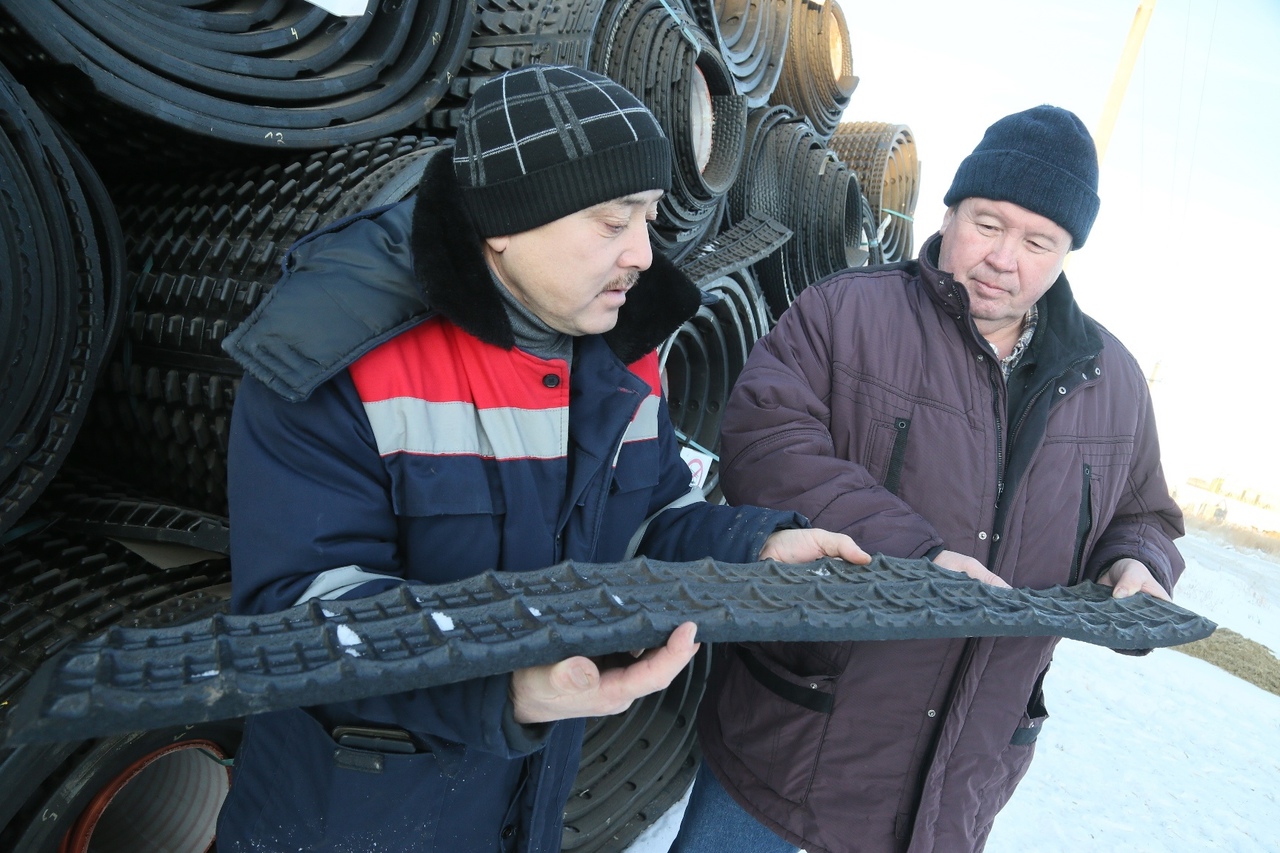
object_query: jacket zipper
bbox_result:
[884,418,912,495]
[1069,462,1093,585]
[989,356,1096,568]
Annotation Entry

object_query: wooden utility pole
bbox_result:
[1095,0,1158,163]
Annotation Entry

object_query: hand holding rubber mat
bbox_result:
[4,555,1215,744]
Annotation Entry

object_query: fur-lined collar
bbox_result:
[410,149,702,365]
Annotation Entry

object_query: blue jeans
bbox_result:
[668,760,800,853]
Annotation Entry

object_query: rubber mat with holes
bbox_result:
[4,555,1215,745]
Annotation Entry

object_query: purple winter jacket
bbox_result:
[697,234,1185,853]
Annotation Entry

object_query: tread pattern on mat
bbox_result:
[5,554,1216,744]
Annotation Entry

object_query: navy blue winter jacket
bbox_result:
[214,150,803,852]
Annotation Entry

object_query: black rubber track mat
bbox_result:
[0,0,474,157]
[5,554,1215,745]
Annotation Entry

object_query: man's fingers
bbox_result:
[513,624,701,723]
[760,529,872,565]
[823,532,871,565]
[548,657,598,694]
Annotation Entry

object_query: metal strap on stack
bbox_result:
[73,138,445,515]
[684,0,793,107]
[0,0,473,165]
[829,121,920,263]
[0,67,123,539]
[5,553,1216,745]
[767,0,856,141]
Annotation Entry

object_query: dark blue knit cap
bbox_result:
[454,64,671,237]
[943,105,1100,247]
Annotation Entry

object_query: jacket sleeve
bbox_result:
[633,394,809,564]
[1083,379,1186,594]
[718,284,945,559]
[228,373,544,758]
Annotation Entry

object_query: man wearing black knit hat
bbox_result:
[671,105,1185,853]
[213,64,868,852]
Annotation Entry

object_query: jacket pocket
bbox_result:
[1068,462,1095,585]
[392,465,505,517]
[221,708,446,852]
[715,645,836,804]
[1010,664,1050,746]
[610,442,661,493]
[863,416,911,494]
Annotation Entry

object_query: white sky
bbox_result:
[830,0,1280,495]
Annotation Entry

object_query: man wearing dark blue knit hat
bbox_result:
[671,105,1185,853]
[213,64,868,852]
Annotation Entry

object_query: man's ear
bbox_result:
[485,234,510,254]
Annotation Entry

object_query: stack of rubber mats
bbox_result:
[5,553,1216,746]
[590,0,748,262]
[0,67,124,539]
[658,270,773,502]
[0,0,474,169]
[70,139,447,514]
[768,0,856,141]
[686,0,792,108]
[729,105,877,318]
[830,121,921,263]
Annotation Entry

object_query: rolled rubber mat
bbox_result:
[5,555,1215,745]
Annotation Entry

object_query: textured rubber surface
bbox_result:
[563,646,707,851]
[29,468,231,556]
[0,0,473,156]
[0,66,121,537]
[829,122,921,263]
[767,0,856,141]
[6,555,1215,745]
[0,523,230,733]
[659,271,773,502]
[72,136,442,513]
[679,213,792,289]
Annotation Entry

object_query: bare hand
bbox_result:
[930,549,1011,588]
[759,528,871,565]
[1097,557,1171,601]
[510,622,700,724]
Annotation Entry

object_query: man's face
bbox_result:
[483,190,663,337]
[937,197,1072,345]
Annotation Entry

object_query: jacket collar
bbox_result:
[916,231,1101,362]
[225,148,703,401]
[411,150,702,365]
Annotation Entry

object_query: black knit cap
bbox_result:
[453,64,672,237]
[943,105,1100,248]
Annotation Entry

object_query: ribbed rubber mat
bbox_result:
[4,555,1215,745]
[679,214,792,288]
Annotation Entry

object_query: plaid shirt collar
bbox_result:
[990,303,1039,380]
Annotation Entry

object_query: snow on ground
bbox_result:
[624,528,1280,852]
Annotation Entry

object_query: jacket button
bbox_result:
[502,825,516,839]
[927,709,937,718]
[543,373,560,388]
[978,531,987,540]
